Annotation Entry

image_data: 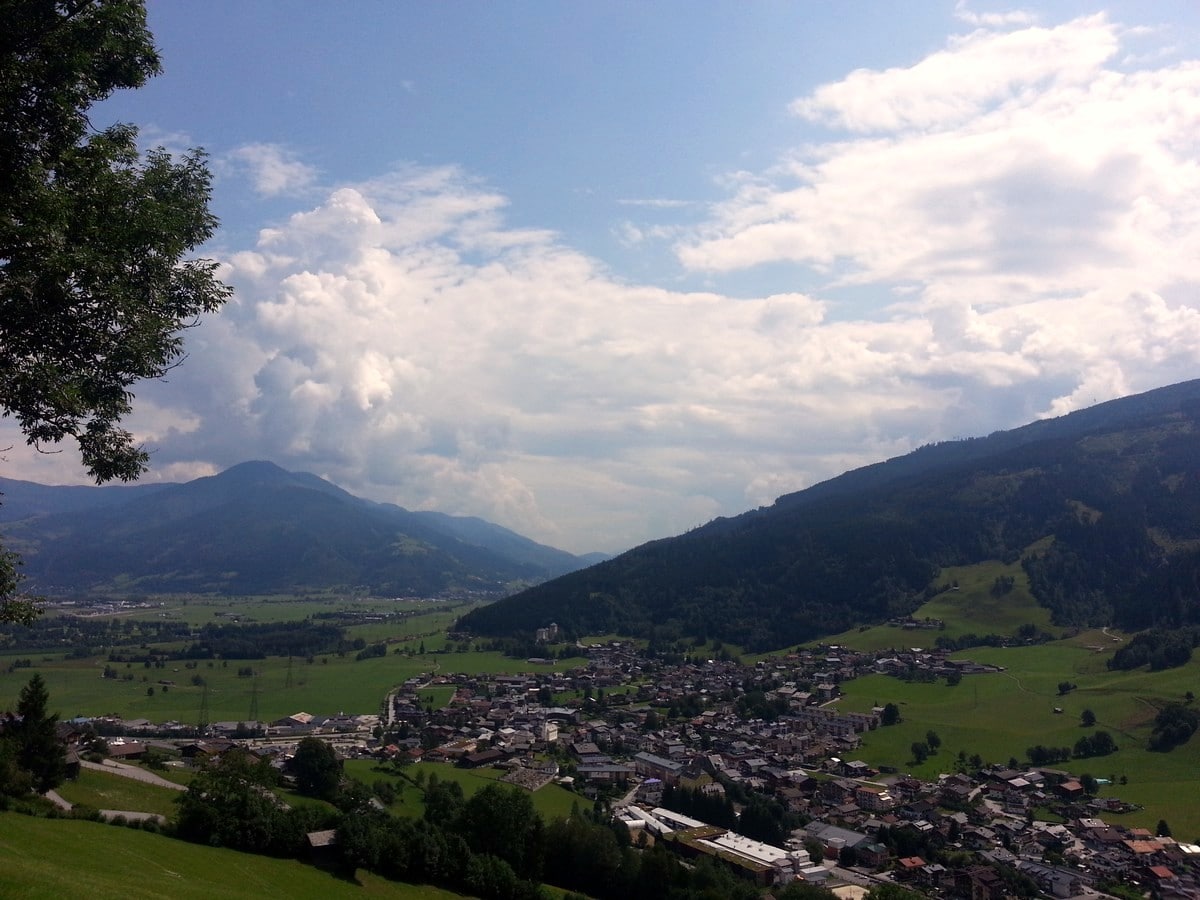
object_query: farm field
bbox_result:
[833,634,1200,838]
[0,597,585,723]
[0,650,422,724]
[0,812,465,899]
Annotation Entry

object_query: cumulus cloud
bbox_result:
[684,15,1200,296]
[4,12,1199,557]
[226,143,319,197]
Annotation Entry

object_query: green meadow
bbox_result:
[0,597,583,723]
[54,768,182,820]
[0,812,464,899]
[343,759,582,824]
[819,557,1058,654]
[832,631,1200,839]
[0,650,421,723]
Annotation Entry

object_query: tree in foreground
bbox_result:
[0,0,231,623]
[291,736,342,802]
[1,673,66,793]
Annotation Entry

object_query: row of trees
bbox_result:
[175,751,782,900]
[1108,627,1200,672]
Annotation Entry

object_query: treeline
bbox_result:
[1108,627,1200,672]
[1025,731,1117,764]
[174,752,773,900]
[934,623,1053,652]
[0,614,192,653]
[181,621,345,659]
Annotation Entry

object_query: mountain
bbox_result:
[460,379,1200,650]
[0,461,596,596]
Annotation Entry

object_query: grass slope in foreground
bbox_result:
[0,812,463,899]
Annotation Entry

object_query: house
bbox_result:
[956,866,1006,900]
[634,751,685,784]
[636,778,664,806]
[305,829,338,865]
[105,741,147,760]
[896,856,926,880]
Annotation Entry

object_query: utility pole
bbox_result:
[249,676,260,724]
[198,683,210,734]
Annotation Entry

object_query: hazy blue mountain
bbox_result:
[460,379,1200,651]
[0,461,596,596]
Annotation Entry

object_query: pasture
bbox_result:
[0,596,583,723]
[833,633,1200,838]
[0,812,463,899]
[818,558,1058,653]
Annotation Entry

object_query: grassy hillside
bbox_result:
[54,768,182,819]
[0,813,464,899]
[831,632,1200,839]
[819,557,1057,653]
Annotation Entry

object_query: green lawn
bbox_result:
[0,812,465,899]
[55,768,182,820]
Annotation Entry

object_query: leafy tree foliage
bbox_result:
[291,736,341,802]
[865,886,926,900]
[776,882,837,900]
[0,673,65,793]
[458,783,544,881]
[1109,626,1200,672]
[1149,703,1200,752]
[0,0,230,623]
[175,749,330,856]
[1073,730,1116,759]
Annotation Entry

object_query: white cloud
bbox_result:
[4,12,1199,558]
[681,14,1200,309]
[953,2,1037,29]
[226,143,319,197]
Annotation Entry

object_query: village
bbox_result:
[61,632,1200,899]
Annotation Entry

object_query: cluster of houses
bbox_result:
[50,637,1200,897]
[373,640,1199,895]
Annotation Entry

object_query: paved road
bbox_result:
[81,758,185,790]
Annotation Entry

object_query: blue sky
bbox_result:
[6,1,1200,554]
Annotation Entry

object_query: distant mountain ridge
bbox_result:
[460,379,1200,650]
[0,461,602,596]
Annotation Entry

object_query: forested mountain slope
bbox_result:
[460,380,1200,650]
[0,461,593,595]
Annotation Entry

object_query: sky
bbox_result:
[4,1,1200,555]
